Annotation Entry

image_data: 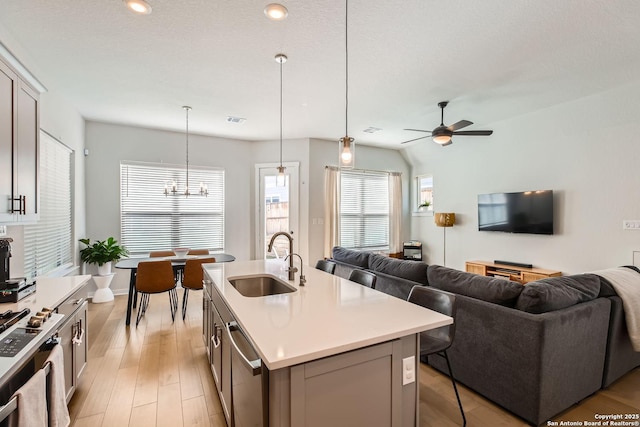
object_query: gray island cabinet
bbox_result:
[203,260,451,427]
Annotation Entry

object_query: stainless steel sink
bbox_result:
[228,275,296,297]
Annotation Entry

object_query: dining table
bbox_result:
[115,253,235,326]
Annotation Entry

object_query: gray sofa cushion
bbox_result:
[331,246,370,269]
[368,254,428,285]
[516,274,601,314]
[427,265,523,306]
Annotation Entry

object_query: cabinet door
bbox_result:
[0,62,16,221]
[15,80,39,220]
[57,316,76,402]
[521,272,548,283]
[74,301,89,384]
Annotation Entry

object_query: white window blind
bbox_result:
[339,170,389,251]
[120,162,225,255]
[23,131,73,280]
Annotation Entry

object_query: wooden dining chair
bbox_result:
[181,257,216,319]
[135,260,178,326]
[150,250,175,257]
[187,249,209,255]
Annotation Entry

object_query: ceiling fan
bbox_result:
[401,101,493,146]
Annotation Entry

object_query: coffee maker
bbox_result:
[0,238,12,284]
[0,238,31,301]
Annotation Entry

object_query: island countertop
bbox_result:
[203,259,452,370]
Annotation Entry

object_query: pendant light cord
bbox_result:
[280,57,283,167]
[345,0,349,136]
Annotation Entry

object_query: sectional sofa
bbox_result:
[328,246,640,426]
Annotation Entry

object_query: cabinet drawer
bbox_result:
[56,286,89,317]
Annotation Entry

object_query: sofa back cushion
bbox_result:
[331,246,370,268]
[427,265,523,306]
[515,274,601,314]
[368,254,428,285]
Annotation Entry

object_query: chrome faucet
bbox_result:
[285,253,306,286]
[267,231,295,281]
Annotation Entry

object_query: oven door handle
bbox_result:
[226,321,261,376]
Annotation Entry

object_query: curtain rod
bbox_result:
[325,165,401,177]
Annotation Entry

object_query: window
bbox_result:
[23,131,73,280]
[417,175,433,209]
[340,170,389,251]
[120,161,225,255]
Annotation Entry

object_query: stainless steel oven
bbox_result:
[226,321,268,427]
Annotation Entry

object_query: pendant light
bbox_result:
[275,53,287,187]
[338,0,354,168]
[164,106,208,197]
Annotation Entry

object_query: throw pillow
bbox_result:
[515,274,601,314]
[427,265,523,306]
[331,246,370,268]
[368,254,428,285]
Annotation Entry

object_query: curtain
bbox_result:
[323,166,340,258]
[388,172,402,254]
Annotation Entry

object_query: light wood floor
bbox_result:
[69,292,640,427]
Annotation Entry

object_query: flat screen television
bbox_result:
[477,190,554,235]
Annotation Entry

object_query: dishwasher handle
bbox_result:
[226,321,262,376]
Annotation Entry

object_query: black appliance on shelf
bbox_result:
[403,241,422,261]
[0,238,32,303]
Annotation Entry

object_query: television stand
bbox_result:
[465,260,561,284]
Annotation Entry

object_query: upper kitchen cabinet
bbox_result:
[0,56,41,224]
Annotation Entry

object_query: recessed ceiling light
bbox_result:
[264,3,288,21]
[124,0,152,15]
[226,116,247,124]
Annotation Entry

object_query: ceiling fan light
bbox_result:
[433,135,451,145]
[264,3,288,20]
[124,0,152,14]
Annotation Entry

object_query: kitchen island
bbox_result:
[203,259,451,427]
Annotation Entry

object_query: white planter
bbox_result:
[97,262,112,276]
[92,273,115,303]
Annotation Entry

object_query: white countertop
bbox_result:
[2,275,91,313]
[204,259,452,370]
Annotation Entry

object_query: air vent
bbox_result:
[226,116,246,124]
[363,127,382,133]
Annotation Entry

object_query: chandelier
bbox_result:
[164,106,208,197]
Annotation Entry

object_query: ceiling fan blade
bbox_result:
[403,128,432,134]
[400,135,431,144]
[448,120,473,131]
[452,130,494,136]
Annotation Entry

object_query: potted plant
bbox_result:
[79,237,129,276]
[418,201,431,212]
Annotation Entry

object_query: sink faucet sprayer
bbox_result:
[267,231,296,281]
[284,253,306,286]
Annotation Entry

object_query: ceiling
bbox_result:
[1,0,640,148]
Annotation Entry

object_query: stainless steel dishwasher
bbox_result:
[226,321,269,427]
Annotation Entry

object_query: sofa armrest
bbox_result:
[428,295,611,425]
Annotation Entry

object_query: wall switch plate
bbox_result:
[0,226,6,236]
[623,220,640,230]
[402,356,415,385]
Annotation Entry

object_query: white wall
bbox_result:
[1,25,86,278]
[84,123,412,294]
[84,121,254,294]
[404,82,640,274]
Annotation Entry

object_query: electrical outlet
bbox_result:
[0,226,6,236]
[402,356,415,385]
[623,220,640,230]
